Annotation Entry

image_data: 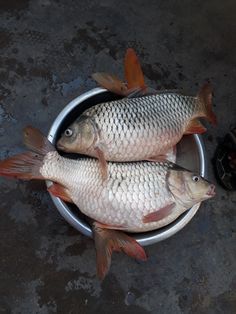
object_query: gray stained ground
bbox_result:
[0,1,235,313]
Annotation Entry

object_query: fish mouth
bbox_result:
[206,184,216,197]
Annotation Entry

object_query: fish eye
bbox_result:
[64,128,73,137]
[192,175,200,182]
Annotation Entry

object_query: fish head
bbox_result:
[167,167,215,207]
[56,116,96,154]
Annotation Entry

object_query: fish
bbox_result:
[0,126,215,279]
[56,83,216,178]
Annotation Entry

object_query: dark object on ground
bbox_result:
[213,127,236,190]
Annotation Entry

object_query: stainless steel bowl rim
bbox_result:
[47,87,207,246]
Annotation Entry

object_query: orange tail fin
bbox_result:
[0,126,54,180]
[23,125,54,154]
[124,48,146,90]
[93,222,147,280]
[92,48,150,96]
[0,152,44,179]
[197,83,217,125]
[92,72,128,96]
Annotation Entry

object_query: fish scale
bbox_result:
[0,123,216,280]
[85,93,199,161]
[40,152,190,232]
[57,83,215,163]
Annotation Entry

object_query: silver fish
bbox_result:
[57,84,216,178]
[0,127,215,279]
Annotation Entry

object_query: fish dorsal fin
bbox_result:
[124,48,146,91]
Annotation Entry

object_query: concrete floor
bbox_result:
[0,0,236,313]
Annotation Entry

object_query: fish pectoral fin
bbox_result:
[184,118,207,134]
[142,203,175,223]
[47,183,72,203]
[125,48,146,91]
[93,222,147,280]
[92,72,128,96]
[94,146,108,180]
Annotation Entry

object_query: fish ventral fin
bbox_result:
[147,147,177,163]
[93,222,147,280]
[92,72,128,96]
[146,155,169,162]
[143,203,175,223]
[197,83,217,125]
[48,183,72,203]
[0,126,54,180]
[184,118,207,134]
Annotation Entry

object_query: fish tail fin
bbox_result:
[93,222,147,280]
[92,48,148,96]
[197,83,217,125]
[23,125,55,154]
[92,72,128,96]
[0,152,44,179]
[124,48,146,90]
[0,126,54,180]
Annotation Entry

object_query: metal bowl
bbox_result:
[47,88,207,246]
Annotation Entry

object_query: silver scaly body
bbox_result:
[41,152,188,232]
[86,93,199,160]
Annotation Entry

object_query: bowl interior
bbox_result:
[48,89,205,246]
